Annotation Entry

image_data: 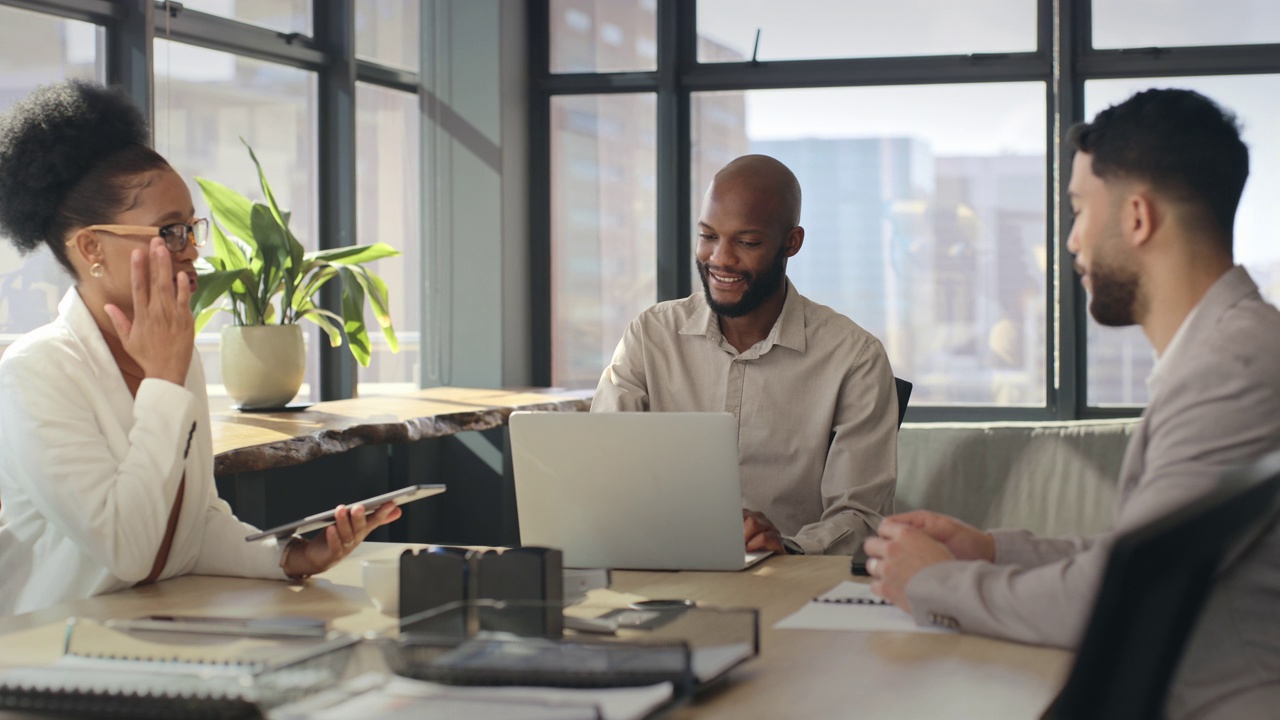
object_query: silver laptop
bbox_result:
[510,411,770,571]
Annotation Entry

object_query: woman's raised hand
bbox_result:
[103,237,194,386]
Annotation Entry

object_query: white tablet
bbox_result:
[243,484,445,542]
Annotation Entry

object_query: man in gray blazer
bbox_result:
[863,88,1280,719]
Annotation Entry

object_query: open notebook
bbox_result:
[0,618,355,719]
[272,672,675,720]
[774,581,956,634]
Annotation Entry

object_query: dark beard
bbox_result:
[697,245,788,319]
[1087,258,1141,327]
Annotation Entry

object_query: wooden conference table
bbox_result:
[0,545,1072,719]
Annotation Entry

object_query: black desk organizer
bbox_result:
[389,545,759,711]
[399,546,564,638]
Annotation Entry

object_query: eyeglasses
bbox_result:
[82,218,210,253]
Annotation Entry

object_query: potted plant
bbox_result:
[190,141,400,409]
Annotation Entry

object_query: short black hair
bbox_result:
[1068,88,1248,252]
[0,80,170,275]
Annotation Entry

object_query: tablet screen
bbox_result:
[243,484,445,542]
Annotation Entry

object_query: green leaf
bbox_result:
[195,178,258,249]
[193,305,226,334]
[347,265,399,353]
[242,139,304,281]
[292,266,339,312]
[190,268,247,318]
[305,243,400,266]
[241,139,289,229]
[298,307,344,347]
[250,203,291,319]
[338,267,372,366]
[209,217,249,271]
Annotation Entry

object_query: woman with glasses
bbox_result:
[0,81,399,616]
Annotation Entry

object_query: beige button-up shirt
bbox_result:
[591,279,898,555]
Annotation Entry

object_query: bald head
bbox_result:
[705,154,802,232]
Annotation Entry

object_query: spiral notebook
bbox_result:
[814,582,894,606]
[773,581,955,634]
[0,618,356,719]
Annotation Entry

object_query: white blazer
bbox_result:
[0,289,286,616]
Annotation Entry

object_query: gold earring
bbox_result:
[89,262,104,278]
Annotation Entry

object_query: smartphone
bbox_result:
[106,615,328,638]
[243,484,445,542]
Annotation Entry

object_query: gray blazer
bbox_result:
[905,266,1280,719]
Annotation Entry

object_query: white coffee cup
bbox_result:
[361,558,399,616]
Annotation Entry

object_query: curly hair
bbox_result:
[1068,88,1248,252]
[0,80,171,275]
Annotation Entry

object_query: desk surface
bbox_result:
[211,386,592,476]
[0,544,1071,719]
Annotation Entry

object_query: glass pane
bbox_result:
[697,0,1036,63]
[692,84,1048,406]
[549,0,657,74]
[153,39,320,403]
[1084,76,1280,406]
[1093,0,1280,49]
[0,7,103,360]
[551,93,657,388]
[356,83,420,390]
[179,0,310,36]
[356,0,419,70]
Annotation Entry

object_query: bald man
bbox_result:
[591,155,898,556]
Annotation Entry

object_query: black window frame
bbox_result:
[528,0,1280,422]
[1,0,424,401]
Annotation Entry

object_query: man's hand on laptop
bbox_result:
[743,510,786,554]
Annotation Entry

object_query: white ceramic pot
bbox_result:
[220,325,305,409]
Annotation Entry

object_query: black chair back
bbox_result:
[893,377,913,428]
[1043,450,1280,720]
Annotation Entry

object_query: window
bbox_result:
[0,6,104,358]
[533,0,1280,419]
[153,39,320,402]
[355,0,419,70]
[697,0,1037,62]
[692,84,1048,406]
[1084,74,1280,406]
[1092,0,1280,49]
[550,93,657,387]
[549,0,657,74]
[0,2,424,401]
[178,0,311,35]
[356,83,421,390]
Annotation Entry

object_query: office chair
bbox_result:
[1042,449,1280,720]
[893,377,913,429]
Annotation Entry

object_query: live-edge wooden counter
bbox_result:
[211,386,592,475]
[209,387,592,545]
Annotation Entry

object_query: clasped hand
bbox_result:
[103,237,194,386]
[862,510,995,612]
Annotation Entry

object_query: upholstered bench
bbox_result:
[896,420,1140,537]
